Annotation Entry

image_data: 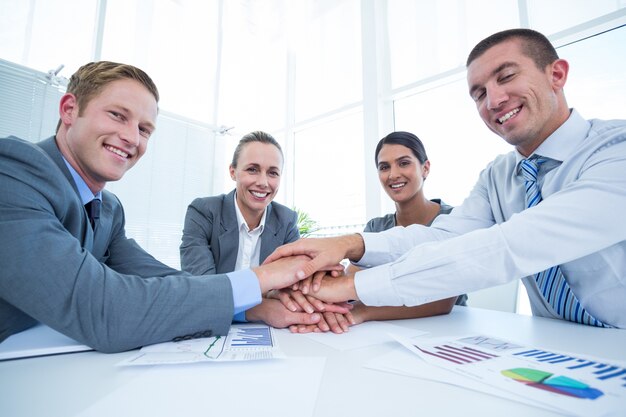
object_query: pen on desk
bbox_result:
[203,335,221,357]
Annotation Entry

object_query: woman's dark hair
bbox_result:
[374,131,428,166]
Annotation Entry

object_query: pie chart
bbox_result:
[501,368,604,400]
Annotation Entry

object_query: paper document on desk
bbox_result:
[390,334,626,417]
[0,324,93,361]
[365,347,565,414]
[297,320,428,351]
[119,324,284,366]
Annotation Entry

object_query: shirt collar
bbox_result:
[233,191,267,233]
[62,157,102,205]
[515,109,590,165]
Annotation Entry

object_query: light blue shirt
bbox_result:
[355,110,626,328]
[62,158,101,204]
[62,158,261,320]
[227,269,262,321]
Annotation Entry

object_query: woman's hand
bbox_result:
[288,310,356,334]
[267,289,353,314]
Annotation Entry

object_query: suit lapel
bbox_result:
[37,137,80,195]
[218,191,239,273]
[260,203,281,263]
[37,136,104,258]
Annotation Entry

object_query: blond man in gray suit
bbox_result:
[0,61,323,352]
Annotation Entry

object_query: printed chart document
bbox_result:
[390,334,626,417]
[365,347,564,414]
[0,324,92,361]
[119,323,284,366]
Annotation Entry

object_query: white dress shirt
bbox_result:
[355,110,626,328]
[233,192,266,270]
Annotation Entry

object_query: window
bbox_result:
[293,111,365,234]
[294,0,362,121]
[102,0,220,123]
[527,0,625,35]
[218,1,287,133]
[560,25,626,120]
[387,0,519,89]
[0,0,97,75]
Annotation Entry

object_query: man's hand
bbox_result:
[245,298,322,329]
[306,271,358,304]
[253,255,312,294]
[263,235,365,281]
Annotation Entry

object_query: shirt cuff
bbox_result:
[233,311,248,322]
[354,232,390,267]
[226,269,262,320]
[354,264,401,307]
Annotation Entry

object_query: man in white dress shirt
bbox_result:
[265,28,626,329]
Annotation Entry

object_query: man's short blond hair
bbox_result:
[57,61,158,132]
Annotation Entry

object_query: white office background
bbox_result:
[1,0,625,314]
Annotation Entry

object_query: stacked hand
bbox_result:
[263,234,364,282]
[251,235,365,333]
[267,287,355,333]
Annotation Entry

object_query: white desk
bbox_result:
[1,306,625,417]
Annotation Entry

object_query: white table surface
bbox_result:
[1,306,625,417]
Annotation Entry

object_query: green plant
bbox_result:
[294,207,318,237]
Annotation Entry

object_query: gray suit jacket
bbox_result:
[0,136,234,352]
[180,190,300,275]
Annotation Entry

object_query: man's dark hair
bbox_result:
[466,28,559,70]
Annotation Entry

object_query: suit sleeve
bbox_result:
[0,139,233,352]
[179,199,218,275]
[284,208,300,244]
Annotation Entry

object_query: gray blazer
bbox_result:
[0,136,234,352]
[363,199,454,232]
[180,190,300,275]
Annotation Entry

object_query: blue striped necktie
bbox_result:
[520,158,607,327]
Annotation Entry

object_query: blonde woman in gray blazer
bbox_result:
[180,132,299,276]
[180,132,343,328]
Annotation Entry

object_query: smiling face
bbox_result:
[56,78,157,193]
[467,38,570,156]
[230,141,283,223]
[377,143,429,204]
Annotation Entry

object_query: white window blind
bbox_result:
[107,113,216,269]
[0,59,65,142]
